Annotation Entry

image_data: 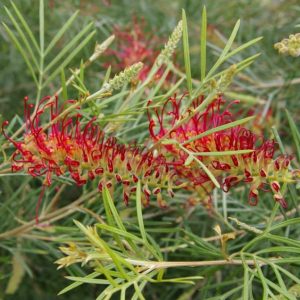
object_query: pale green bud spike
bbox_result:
[157,20,183,65]
[104,62,143,91]
[274,33,300,57]
[89,35,115,63]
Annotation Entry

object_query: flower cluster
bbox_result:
[3,94,299,212]
[148,94,300,208]
[2,96,177,206]
[105,18,159,82]
[274,33,300,57]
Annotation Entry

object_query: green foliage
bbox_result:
[0,1,299,300]
[2,0,96,103]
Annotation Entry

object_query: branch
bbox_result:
[126,258,262,268]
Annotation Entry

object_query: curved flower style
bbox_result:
[148,94,299,208]
[2,96,177,207]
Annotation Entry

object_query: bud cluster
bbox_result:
[157,20,183,65]
[274,33,300,57]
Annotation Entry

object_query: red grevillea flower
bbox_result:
[148,94,300,208]
[2,96,177,208]
[105,18,163,82]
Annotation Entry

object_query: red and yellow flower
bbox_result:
[148,94,299,208]
[2,96,177,206]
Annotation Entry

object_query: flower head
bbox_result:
[2,96,177,206]
[105,18,160,82]
[148,94,299,208]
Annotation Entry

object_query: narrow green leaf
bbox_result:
[156,276,202,284]
[71,69,88,94]
[205,286,243,300]
[206,19,240,79]
[135,181,162,260]
[223,37,262,62]
[65,276,110,285]
[184,154,194,166]
[182,116,255,145]
[4,7,39,69]
[253,257,268,300]
[266,233,300,247]
[173,92,216,132]
[5,251,25,294]
[182,230,220,255]
[102,188,114,227]
[270,264,288,293]
[200,6,207,81]
[235,59,256,73]
[75,220,133,281]
[256,246,300,255]
[270,218,300,231]
[60,69,68,100]
[225,92,265,105]
[99,246,133,281]
[182,9,192,95]
[10,1,40,54]
[192,149,253,156]
[271,126,286,154]
[44,10,79,56]
[242,263,249,300]
[161,139,179,145]
[72,83,88,95]
[103,65,111,84]
[43,30,96,88]
[44,22,94,73]
[133,281,146,300]
[132,280,148,300]
[263,277,297,299]
[285,109,300,161]
[136,180,147,243]
[102,188,127,253]
[194,53,260,97]
[163,77,185,99]
[274,264,300,284]
[58,272,99,295]
[78,61,84,85]
[148,66,171,99]
[195,156,220,188]
[103,187,126,231]
[179,143,220,188]
[39,0,44,52]
[95,262,119,288]
[102,188,140,254]
[97,224,144,244]
[121,287,126,300]
[3,23,38,86]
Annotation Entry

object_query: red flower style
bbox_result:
[148,94,299,208]
[105,18,164,82]
[2,96,177,207]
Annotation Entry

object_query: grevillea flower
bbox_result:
[148,94,300,208]
[105,18,164,82]
[2,96,178,209]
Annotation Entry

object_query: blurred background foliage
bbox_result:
[1,0,300,119]
[0,0,299,299]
